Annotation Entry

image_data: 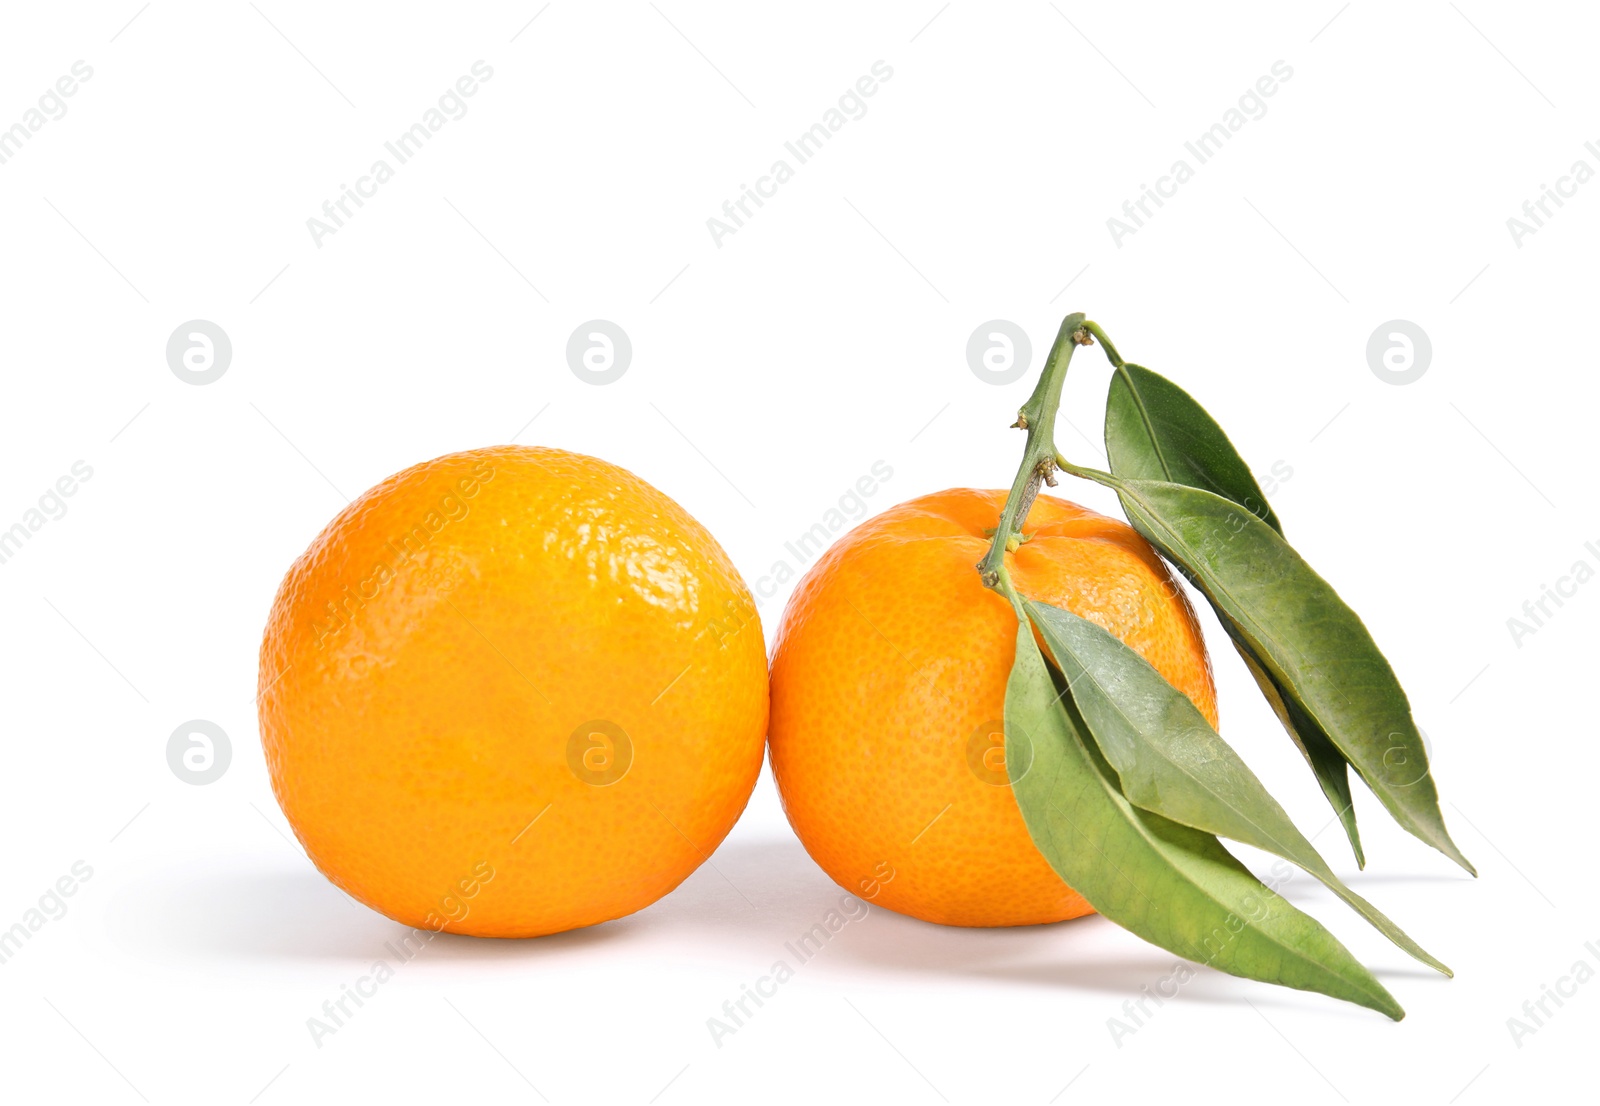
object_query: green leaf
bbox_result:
[1105,363,1281,533]
[1022,598,1447,976]
[1104,363,1365,865]
[1003,621,1405,1019]
[1100,476,1475,875]
[1234,640,1365,868]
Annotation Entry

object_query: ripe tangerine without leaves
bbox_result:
[768,487,1216,927]
[258,446,768,937]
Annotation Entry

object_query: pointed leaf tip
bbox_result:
[1003,621,1408,1017]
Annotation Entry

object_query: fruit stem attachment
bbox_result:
[977,312,1089,596]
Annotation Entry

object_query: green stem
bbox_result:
[1080,320,1125,368]
[979,314,1143,603]
[976,312,1089,595]
[1055,457,1122,489]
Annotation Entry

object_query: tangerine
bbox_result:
[258,446,768,937]
[768,487,1215,927]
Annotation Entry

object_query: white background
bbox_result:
[0,2,1594,1102]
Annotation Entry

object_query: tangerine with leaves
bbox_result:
[772,312,1465,1018]
[767,486,1216,927]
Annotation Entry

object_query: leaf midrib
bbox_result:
[1057,755,1389,1005]
[1115,366,1179,483]
[1037,607,1303,863]
[1118,481,1456,855]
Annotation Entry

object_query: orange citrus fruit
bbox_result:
[258,446,768,937]
[768,487,1216,927]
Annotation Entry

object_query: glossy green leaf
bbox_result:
[1023,598,1447,975]
[1235,640,1365,868]
[1104,362,1365,864]
[1105,363,1281,532]
[1003,621,1405,1019]
[1099,476,1474,875]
